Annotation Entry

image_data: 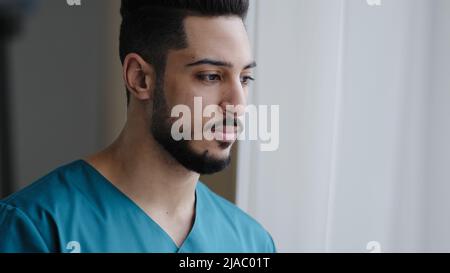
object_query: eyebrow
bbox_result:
[185,58,257,70]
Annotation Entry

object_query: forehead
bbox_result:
[169,16,253,67]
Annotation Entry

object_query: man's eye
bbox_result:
[241,76,255,86]
[197,74,222,82]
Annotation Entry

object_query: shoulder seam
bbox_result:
[0,202,51,252]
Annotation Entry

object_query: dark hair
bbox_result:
[119,0,250,105]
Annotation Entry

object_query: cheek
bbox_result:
[164,85,189,109]
[165,80,211,107]
[164,75,225,126]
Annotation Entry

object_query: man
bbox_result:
[0,0,275,253]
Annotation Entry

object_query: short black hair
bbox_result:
[119,0,250,105]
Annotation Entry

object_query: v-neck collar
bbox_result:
[79,159,200,253]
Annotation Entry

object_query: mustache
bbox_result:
[204,116,244,133]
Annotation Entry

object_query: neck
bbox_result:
[86,109,199,217]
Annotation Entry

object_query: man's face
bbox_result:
[151,16,254,174]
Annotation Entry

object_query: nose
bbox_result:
[220,77,247,118]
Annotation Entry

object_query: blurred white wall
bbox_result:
[237,0,450,252]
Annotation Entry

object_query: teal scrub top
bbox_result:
[0,160,276,253]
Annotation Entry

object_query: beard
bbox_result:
[150,83,231,175]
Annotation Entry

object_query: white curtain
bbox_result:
[237,0,450,252]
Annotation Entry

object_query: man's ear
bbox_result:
[123,53,156,102]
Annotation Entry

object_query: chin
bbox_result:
[192,139,233,157]
[213,144,232,157]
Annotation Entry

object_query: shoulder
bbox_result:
[0,160,88,252]
[1,160,86,212]
[197,182,276,252]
